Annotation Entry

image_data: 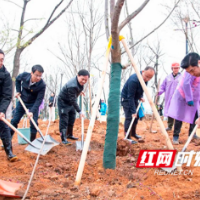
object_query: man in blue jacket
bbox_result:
[121,66,155,144]
[11,65,46,141]
[0,49,18,161]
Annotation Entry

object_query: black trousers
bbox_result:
[174,112,198,138]
[11,101,39,136]
[0,120,11,141]
[121,99,139,138]
[168,116,174,129]
[58,98,76,133]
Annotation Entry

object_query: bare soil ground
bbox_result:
[1,118,200,200]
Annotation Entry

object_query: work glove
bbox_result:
[187,101,194,106]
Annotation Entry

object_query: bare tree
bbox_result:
[169,0,200,54]
[49,0,104,117]
[8,0,74,99]
[42,67,61,119]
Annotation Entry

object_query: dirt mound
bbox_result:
[1,119,200,199]
[117,139,137,156]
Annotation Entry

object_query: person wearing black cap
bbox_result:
[58,69,90,145]
[180,52,200,129]
[0,49,18,161]
[10,65,46,142]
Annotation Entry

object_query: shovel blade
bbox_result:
[25,138,58,155]
[76,141,84,151]
[161,161,177,173]
[36,135,59,146]
[0,179,23,198]
[75,141,91,151]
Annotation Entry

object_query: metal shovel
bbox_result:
[76,96,90,151]
[124,102,142,142]
[2,117,52,155]
[161,124,198,172]
[76,95,84,151]
[17,96,59,147]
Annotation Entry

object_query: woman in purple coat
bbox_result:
[168,70,200,144]
[158,63,181,131]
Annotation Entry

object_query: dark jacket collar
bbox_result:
[76,76,83,89]
[0,65,6,72]
[25,73,43,86]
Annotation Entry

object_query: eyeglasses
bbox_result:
[33,74,42,78]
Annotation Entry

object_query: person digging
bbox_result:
[0,49,18,162]
[10,65,46,142]
[121,66,155,144]
[58,69,89,145]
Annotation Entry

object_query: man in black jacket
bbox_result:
[58,69,90,145]
[121,66,155,144]
[0,49,18,161]
[11,65,46,141]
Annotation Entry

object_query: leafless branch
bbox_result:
[126,0,182,52]
[104,0,110,40]
[2,0,22,8]
[119,0,150,31]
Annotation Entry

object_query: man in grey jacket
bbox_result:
[58,69,90,145]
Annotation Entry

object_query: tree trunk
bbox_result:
[12,48,23,100]
[103,0,124,169]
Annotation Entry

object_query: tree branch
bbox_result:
[119,0,150,31]
[2,0,22,9]
[125,0,182,52]
[104,0,110,41]
[24,18,44,24]
[20,0,74,51]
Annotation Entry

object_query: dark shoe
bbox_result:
[173,136,179,145]
[67,125,78,140]
[61,129,71,145]
[67,135,78,140]
[166,127,172,131]
[2,140,18,162]
[62,140,72,145]
[132,134,142,140]
[30,133,36,142]
[126,139,138,144]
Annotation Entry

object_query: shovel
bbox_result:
[17,96,59,146]
[161,125,198,172]
[124,102,142,142]
[1,117,53,155]
[76,95,87,151]
[0,179,23,198]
